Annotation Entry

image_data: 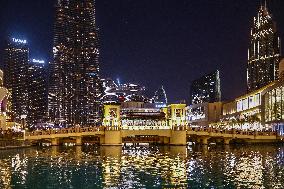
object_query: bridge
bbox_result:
[25,126,284,146]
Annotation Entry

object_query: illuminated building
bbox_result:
[215,58,284,131]
[102,78,147,103]
[152,86,168,108]
[0,70,8,130]
[103,104,121,127]
[3,37,29,122]
[49,0,103,126]
[247,3,281,92]
[215,83,274,131]
[186,102,223,127]
[167,104,186,127]
[120,102,168,130]
[279,59,284,79]
[190,70,221,105]
[263,83,284,131]
[262,65,284,135]
[103,102,187,130]
[27,59,47,127]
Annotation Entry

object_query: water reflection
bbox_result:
[0,145,283,188]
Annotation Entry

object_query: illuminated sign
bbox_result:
[155,103,167,108]
[12,38,27,44]
[32,59,45,64]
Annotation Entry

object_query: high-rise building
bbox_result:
[190,70,221,105]
[3,37,29,122]
[49,0,103,126]
[27,59,47,126]
[247,3,281,92]
[0,69,8,130]
[152,86,168,108]
[279,59,284,79]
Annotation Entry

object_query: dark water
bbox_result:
[0,144,284,189]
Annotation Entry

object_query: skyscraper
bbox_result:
[49,0,103,126]
[0,69,8,130]
[3,38,29,122]
[27,59,47,126]
[247,3,281,92]
[190,70,221,105]
[152,86,168,108]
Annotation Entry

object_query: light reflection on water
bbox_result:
[0,145,284,189]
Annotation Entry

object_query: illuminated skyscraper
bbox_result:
[0,69,8,130]
[190,70,221,105]
[27,59,47,126]
[3,38,29,121]
[153,86,167,104]
[247,3,281,92]
[49,0,103,126]
[152,86,168,108]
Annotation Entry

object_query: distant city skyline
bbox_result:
[0,0,284,103]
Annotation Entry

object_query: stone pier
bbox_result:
[170,130,187,145]
[103,130,122,146]
[200,137,210,145]
[75,137,82,146]
[51,138,59,146]
[224,138,231,145]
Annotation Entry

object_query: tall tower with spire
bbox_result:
[152,86,168,104]
[247,2,281,92]
[49,0,103,126]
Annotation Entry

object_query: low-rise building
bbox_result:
[213,84,273,130]
[262,60,284,135]
[103,102,187,130]
[186,102,222,128]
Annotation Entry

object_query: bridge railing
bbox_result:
[186,126,277,136]
[26,125,278,138]
[26,126,106,136]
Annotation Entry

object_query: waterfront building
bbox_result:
[3,37,29,123]
[214,84,273,131]
[279,59,284,78]
[262,82,284,133]
[103,102,167,130]
[212,58,284,131]
[27,59,47,127]
[190,70,221,105]
[0,69,8,130]
[120,101,167,130]
[103,104,121,127]
[49,0,103,126]
[186,102,223,128]
[247,3,281,92]
[262,61,284,135]
[103,102,187,130]
[166,104,187,127]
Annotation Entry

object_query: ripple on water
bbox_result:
[0,145,284,189]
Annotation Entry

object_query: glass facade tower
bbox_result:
[49,0,103,126]
[247,4,281,92]
[3,38,29,122]
[27,60,47,126]
[190,70,221,105]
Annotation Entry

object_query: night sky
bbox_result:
[0,0,283,103]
